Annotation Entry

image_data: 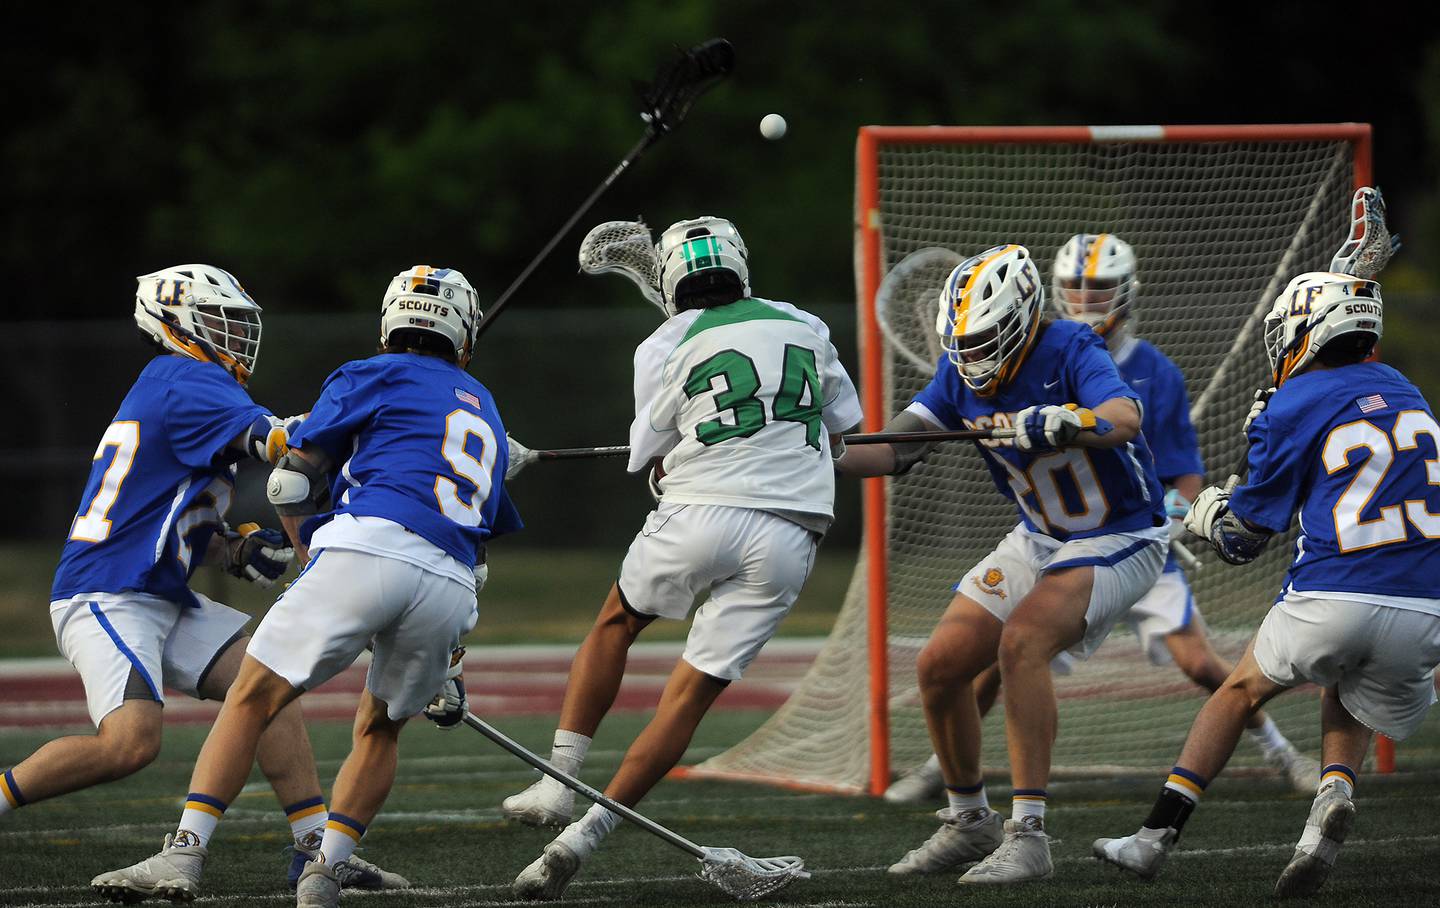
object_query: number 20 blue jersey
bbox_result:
[290,353,522,566]
[1230,361,1440,599]
[51,356,270,608]
[909,320,1165,542]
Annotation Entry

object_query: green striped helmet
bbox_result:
[656,216,750,316]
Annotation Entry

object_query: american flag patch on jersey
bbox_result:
[1356,394,1388,414]
[454,388,481,408]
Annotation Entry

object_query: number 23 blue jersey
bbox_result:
[1230,362,1440,599]
[290,353,522,566]
[909,320,1165,542]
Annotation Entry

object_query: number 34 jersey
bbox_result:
[628,297,864,529]
[289,353,523,569]
[908,320,1166,542]
[1230,361,1440,603]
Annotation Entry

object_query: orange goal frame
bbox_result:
[855,123,1380,796]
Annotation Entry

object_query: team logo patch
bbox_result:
[455,388,481,408]
[972,567,1006,598]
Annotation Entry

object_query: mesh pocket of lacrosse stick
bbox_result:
[578,220,664,311]
[698,847,809,902]
[875,247,964,373]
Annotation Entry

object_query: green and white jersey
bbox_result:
[628,297,863,529]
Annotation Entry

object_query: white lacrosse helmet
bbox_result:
[380,265,481,360]
[1264,271,1382,386]
[134,264,262,384]
[656,216,750,317]
[935,244,1044,397]
[1051,233,1138,336]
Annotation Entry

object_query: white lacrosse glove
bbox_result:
[223,523,294,587]
[1242,387,1274,437]
[1184,485,1230,541]
[506,435,538,480]
[1013,404,1101,453]
[474,561,489,594]
[423,646,467,730]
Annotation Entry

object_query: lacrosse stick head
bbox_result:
[638,38,735,136]
[1329,186,1399,279]
[698,847,809,902]
[578,220,665,313]
[875,247,964,374]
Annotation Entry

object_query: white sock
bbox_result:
[1011,790,1046,826]
[319,814,365,867]
[945,781,989,815]
[1248,716,1290,756]
[283,797,328,851]
[177,793,227,848]
[556,802,622,858]
[540,730,591,795]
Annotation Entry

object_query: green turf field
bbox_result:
[3,711,1438,906]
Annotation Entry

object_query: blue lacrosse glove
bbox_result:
[1163,488,1192,520]
[1013,404,1110,453]
[224,523,294,587]
[424,647,468,729]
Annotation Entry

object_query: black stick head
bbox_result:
[639,38,735,136]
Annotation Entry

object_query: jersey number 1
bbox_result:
[684,344,824,449]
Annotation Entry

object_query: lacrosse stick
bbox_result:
[578,220,664,312]
[475,38,734,339]
[876,247,964,373]
[529,427,1018,461]
[1223,185,1401,490]
[460,712,808,901]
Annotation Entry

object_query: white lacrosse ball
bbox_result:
[760,113,787,140]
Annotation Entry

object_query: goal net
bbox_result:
[684,124,1372,794]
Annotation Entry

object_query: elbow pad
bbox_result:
[1210,511,1272,565]
[266,449,331,517]
[888,411,941,476]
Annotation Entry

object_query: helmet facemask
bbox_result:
[135,266,263,384]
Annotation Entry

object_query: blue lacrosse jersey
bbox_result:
[910,320,1165,542]
[52,356,269,608]
[291,353,522,566]
[1230,362,1440,599]
[1115,337,1205,573]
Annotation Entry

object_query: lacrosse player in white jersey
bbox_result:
[503,216,862,900]
[883,234,1316,805]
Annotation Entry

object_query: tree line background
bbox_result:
[4,1,1438,549]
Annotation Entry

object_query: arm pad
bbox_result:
[888,410,941,476]
[1210,510,1272,565]
[266,449,332,517]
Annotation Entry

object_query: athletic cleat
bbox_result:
[958,818,1053,884]
[295,860,339,908]
[883,756,945,805]
[285,846,410,890]
[1092,826,1178,879]
[887,807,1003,874]
[503,779,574,829]
[91,833,206,903]
[513,840,583,901]
[1274,784,1356,898]
[1266,747,1323,794]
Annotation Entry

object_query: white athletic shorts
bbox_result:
[247,547,478,721]
[50,591,251,727]
[617,503,818,681]
[1125,568,1201,666]
[957,522,1168,658]
[1253,593,1440,741]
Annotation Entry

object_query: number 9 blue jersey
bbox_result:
[289,353,522,567]
[1230,361,1440,600]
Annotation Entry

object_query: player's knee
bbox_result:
[105,731,162,778]
[997,624,1051,671]
[916,641,961,692]
[1217,670,1270,712]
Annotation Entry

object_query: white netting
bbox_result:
[692,133,1361,791]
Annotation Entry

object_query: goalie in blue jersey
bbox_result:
[91,266,519,907]
[2,265,403,895]
[837,244,1169,884]
[1094,272,1440,898]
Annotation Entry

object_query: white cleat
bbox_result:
[888,808,1004,875]
[513,840,583,901]
[91,833,206,903]
[883,756,945,805]
[958,818,1053,884]
[1266,747,1323,794]
[503,779,574,829]
[1092,826,1178,880]
[295,860,340,908]
[1274,784,1356,898]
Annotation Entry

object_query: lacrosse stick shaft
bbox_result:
[1171,539,1202,571]
[532,427,1017,461]
[460,711,705,859]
